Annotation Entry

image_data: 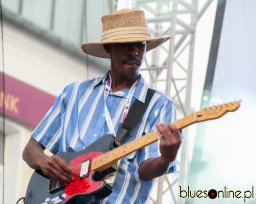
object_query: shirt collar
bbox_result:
[133,76,149,103]
[91,72,150,103]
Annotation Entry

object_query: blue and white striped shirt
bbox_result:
[32,73,177,204]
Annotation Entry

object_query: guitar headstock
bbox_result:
[195,100,241,122]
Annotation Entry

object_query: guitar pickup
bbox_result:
[80,159,91,179]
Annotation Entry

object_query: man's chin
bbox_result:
[121,72,140,81]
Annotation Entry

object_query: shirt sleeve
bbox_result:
[31,84,72,154]
[138,98,177,174]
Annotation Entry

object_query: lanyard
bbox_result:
[104,73,138,136]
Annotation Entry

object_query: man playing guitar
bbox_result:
[23,9,182,204]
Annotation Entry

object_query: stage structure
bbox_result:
[116,0,214,203]
[0,0,215,203]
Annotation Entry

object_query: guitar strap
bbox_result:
[104,88,155,187]
[114,88,155,147]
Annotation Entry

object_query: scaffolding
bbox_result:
[116,0,214,203]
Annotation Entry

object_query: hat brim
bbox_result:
[81,36,170,58]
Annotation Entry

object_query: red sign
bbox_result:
[0,72,56,127]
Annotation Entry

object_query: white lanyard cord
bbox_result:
[104,74,138,136]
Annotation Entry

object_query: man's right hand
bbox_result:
[23,138,74,184]
[40,155,74,184]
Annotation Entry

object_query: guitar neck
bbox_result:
[91,113,196,172]
[91,100,241,172]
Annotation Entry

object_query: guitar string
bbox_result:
[66,148,120,171]
[61,105,236,172]
[65,133,161,171]
[64,117,194,171]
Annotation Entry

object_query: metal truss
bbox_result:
[119,0,214,203]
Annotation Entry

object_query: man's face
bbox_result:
[107,42,146,81]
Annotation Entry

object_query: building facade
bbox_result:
[0,1,111,203]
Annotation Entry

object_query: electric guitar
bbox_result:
[25,101,240,204]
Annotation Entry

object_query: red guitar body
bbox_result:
[25,134,115,204]
[64,152,104,203]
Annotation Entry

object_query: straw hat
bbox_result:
[81,9,170,58]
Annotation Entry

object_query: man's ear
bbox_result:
[103,44,111,53]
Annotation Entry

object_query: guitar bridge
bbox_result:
[80,159,91,179]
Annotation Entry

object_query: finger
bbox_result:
[169,124,183,140]
[55,156,73,174]
[156,124,168,136]
[165,124,180,137]
[155,124,167,142]
[52,156,74,181]
[166,124,178,133]
[157,124,174,139]
[48,166,72,184]
[43,156,73,183]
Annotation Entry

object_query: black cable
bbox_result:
[16,197,25,204]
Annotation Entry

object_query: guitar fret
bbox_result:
[172,113,195,129]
